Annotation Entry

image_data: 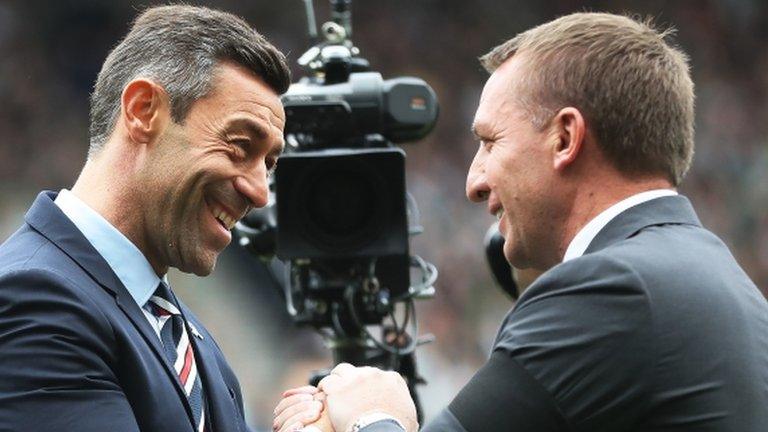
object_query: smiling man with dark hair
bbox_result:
[0,5,289,431]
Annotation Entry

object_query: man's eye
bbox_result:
[230,139,250,149]
[266,158,278,176]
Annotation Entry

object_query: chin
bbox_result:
[503,242,529,269]
[177,254,217,276]
[502,237,516,265]
[190,264,215,277]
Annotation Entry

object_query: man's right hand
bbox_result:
[317,363,418,432]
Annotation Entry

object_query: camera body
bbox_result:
[282,71,438,145]
[234,1,438,419]
[238,12,438,328]
[276,72,438,323]
[275,146,411,326]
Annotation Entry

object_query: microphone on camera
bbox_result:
[484,222,518,300]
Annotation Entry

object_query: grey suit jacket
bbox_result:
[368,195,768,432]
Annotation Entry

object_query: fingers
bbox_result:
[282,385,319,398]
[274,397,322,431]
[275,392,313,418]
[316,374,339,394]
[385,369,407,386]
[329,362,356,377]
[318,364,376,393]
[278,421,302,432]
[317,365,417,432]
[318,365,403,394]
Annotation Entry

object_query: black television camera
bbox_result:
[234,0,438,419]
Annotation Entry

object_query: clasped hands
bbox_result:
[273,363,418,432]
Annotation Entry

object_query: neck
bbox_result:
[71,144,168,277]
[554,175,674,264]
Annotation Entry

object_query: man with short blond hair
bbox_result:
[479,13,694,187]
[274,12,768,432]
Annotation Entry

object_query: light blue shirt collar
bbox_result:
[54,189,164,308]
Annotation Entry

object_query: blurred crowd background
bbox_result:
[0,0,766,429]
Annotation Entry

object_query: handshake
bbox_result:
[273,363,419,432]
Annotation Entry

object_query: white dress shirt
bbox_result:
[562,189,678,262]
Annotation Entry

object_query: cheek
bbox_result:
[489,162,519,199]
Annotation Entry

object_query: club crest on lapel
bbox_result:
[188,322,204,340]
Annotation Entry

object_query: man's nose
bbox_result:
[233,173,268,209]
[466,157,490,202]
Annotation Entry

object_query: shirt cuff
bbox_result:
[349,412,406,432]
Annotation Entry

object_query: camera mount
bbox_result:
[236,0,438,421]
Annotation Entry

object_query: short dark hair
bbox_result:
[481,13,695,186]
[88,5,291,157]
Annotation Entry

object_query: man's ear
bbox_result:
[550,107,586,171]
[120,78,170,145]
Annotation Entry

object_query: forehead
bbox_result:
[473,57,525,134]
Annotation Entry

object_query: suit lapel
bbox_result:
[584,195,702,255]
[112,292,197,430]
[24,191,196,428]
[181,308,243,432]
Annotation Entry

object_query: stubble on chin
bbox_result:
[175,245,218,276]
[193,254,217,277]
[160,235,216,276]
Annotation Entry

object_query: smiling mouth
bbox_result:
[209,201,238,230]
[489,200,504,221]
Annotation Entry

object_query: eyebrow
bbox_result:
[229,117,267,139]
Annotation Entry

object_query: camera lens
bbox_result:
[299,159,386,253]
[275,148,408,260]
[307,171,375,235]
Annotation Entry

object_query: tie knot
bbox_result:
[148,281,181,317]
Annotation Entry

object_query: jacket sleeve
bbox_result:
[488,254,654,431]
[420,408,467,432]
[420,254,653,432]
[0,269,140,432]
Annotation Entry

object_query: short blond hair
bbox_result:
[481,13,694,185]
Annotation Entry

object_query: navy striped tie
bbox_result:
[148,282,207,432]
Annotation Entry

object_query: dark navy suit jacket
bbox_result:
[0,192,251,432]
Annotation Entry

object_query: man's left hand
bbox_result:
[274,385,329,432]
